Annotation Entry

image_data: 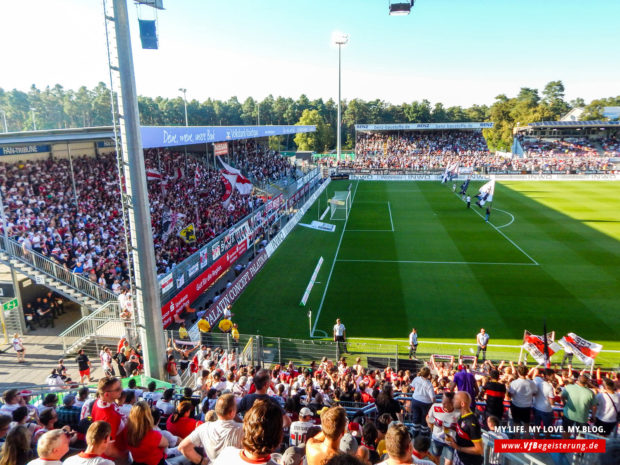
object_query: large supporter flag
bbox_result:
[558,333,603,366]
[219,159,253,196]
[179,224,196,243]
[441,162,459,183]
[220,171,236,204]
[476,179,495,206]
[522,330,561,365]
[146,168,162,181]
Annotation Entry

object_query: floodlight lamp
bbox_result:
[331,31,349,46]
[389,0,414,16]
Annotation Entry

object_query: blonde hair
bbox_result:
[126,401,154,447]
[37,429,65,458]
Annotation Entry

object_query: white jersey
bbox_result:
[63,453,114,465]
[333,323,346,337]
[426,403,460,443]
[212,447,278,465]
[289,420,314,446]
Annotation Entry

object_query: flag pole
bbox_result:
[543,319,550,368]
[518,329,526,364]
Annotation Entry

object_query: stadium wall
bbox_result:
[346,173,620,181]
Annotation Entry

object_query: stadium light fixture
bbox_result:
[331,31,349,162]
[389,0,414,16]
[30,107,37,131]
[0,110,7,133]
[178,88,188,126]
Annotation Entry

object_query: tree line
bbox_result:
[1,81,618,152]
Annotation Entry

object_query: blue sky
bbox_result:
[2,0,619,107]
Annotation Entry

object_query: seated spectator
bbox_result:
[63,421,114,465]
[143,381,164,406]
[289,407,315,446]
[26,429,70,465]
[212,400,283,465]
[0,425,35,465]
[56,395,81,432]
[166,401,199,439]
[155,389,176,415]
[0,389,22,416]
[178,393,243,463]
[126,402,168,465]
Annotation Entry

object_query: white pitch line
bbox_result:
[454,191,538,266]
[493,208,515,229]
[337,259,538,266]
[346,229,393,232]
[388,201,394,231]
[312,180,360,337]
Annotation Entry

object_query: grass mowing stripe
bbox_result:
[454,190,539,265]
[336,259,537,266]
[311,180,360,336]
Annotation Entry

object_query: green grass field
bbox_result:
[233,180,620,367]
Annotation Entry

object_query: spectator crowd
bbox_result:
[1,334,618,465]
[318,132,616,173]
[0,144,295,291]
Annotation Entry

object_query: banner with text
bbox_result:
[202,250,269,327]
[558,333,603,366]
[161,239,248,327]
[214,142,228,156]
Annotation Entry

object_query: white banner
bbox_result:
[160,273,174,293]
[558,333,603,366]
[355,122,494,131]
[298,221,336,232]
[522,330,561,365]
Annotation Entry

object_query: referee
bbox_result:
[333,318,347,355]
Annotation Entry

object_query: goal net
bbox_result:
[329,191,352,220]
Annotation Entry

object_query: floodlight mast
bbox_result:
[112,0,166,379]
[332,32,349,162]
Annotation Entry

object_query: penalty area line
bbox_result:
[388,201,394,231]
[312,180,360,337]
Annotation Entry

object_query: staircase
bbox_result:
[60,301,131,355]
[0,236,116,313]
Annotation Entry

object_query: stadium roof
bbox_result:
[0,125,316,149]
[527,120,620,129]
[355,122,493,131]
[140,125,315,149]
[0,126,115,145]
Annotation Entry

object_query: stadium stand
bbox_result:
[0,334,617,465]
[318,130,616,173]
[0,144,295,290]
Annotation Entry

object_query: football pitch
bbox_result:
[233,180,620,366]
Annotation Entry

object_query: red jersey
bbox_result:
[91,400,125,440]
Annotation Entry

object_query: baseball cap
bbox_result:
[282,446,305,465]
[63,395,76,406]
[299,407,313,418]
[348,421,362,437]
[339,433,359,455]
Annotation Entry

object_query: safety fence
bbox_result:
[166,328,620,372]
[0,235,117,305]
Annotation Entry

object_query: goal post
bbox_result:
[329,191,352,220]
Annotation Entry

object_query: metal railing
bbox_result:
[60,302,132,354]
[0,235,117,305]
